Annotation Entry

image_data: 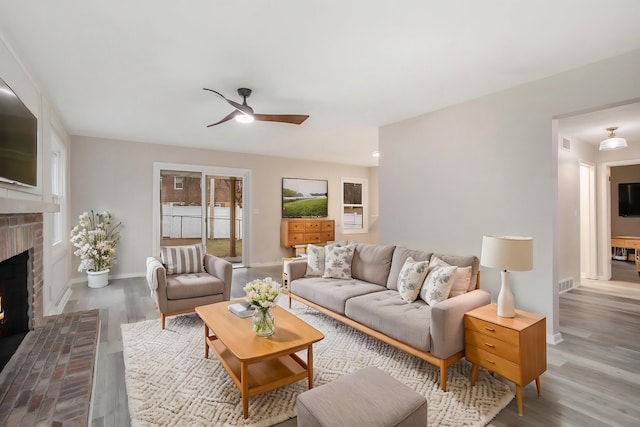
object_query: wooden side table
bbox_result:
[464,304,546,416]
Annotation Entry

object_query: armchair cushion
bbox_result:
[160,244,205,274]
[166,272,227,300]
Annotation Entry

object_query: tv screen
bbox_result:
[619,182,640,217]
[282,178,328,218]
[0,78,37,187]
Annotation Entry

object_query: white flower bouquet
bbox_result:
[243,277,282,310]
[70,210,122,272]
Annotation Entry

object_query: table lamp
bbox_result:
[480,235,533,318]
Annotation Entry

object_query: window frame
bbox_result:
[341,177,368,234]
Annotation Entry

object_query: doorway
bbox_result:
[153,163,251,266]
[579,162,596,280]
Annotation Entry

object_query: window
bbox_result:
[174,176,184,190]
[51,132,66,246]
[342,177,368,234]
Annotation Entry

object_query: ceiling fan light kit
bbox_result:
[599,126,627,151]
[203,87,309,127]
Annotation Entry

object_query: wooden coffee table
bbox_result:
[195,300,324,419]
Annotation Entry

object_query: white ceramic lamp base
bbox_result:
[497,270,515,318]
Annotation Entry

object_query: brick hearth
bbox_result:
[0,309,99,426]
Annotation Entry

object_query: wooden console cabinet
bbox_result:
[611,236,640,275]
[280,219,335,248]
[465,304,546,416]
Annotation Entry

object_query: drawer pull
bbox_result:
[484,343,495,348]
[485,359,496,365]
[484,327,496,332]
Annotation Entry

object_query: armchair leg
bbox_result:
[161,313,166,330]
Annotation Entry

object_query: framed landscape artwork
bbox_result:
[282,177,328,218]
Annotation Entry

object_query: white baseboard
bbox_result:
[70,271,146,285]
[547,332,564,345]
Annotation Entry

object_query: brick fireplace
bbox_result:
[0,213,44,329]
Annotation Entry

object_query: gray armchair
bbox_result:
[146,252,232,329]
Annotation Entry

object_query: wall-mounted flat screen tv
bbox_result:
[282,177,328,218]
[619,182,640,217]
[0,78,37,187]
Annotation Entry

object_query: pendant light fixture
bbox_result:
[599,126,627,151]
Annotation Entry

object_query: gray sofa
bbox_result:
[286,243,490,391]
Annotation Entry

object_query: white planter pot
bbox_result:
[87,269,110,288]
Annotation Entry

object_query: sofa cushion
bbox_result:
[419,265,457,306]
[165,272,226,300]
[431,253,480,291]
[345,290,432,351]
[351,243,396,286]
[160,244,205,275]
[290,277,386,315]
[305,244,325,277]
[386,246,433,290]
[323,244,356,279]
[430,256,472,297]
[397,257,429,303]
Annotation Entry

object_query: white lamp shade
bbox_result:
[481,235,533,271]
[599,137,627,151]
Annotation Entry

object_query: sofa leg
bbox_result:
[439,364,448,391]
[161,314,166,330]
[288,294,292,309]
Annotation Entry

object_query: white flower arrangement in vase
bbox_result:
[243,277,282,337]
[70,210,122,274]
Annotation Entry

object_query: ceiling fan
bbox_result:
[203,87,309,127]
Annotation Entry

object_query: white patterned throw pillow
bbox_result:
[305,244,325,277]
[323,244,356,279]
[429,256,472,297]
[420,265,457,306]
[397,257,430,303]
[160,244,205,275]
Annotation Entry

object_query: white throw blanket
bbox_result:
[145,257,164,291]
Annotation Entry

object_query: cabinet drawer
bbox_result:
[305,221,321,231]
[466,346,521,383]
[464,316,519,345]
[287,233,305,244]
[305,233,322,243]
[321,221,334,231]
[321,231,335,241]
[288,222,306,232]
[465,330,519,364]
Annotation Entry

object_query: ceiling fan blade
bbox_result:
[253,114,309,125]
[202,88,253,116]
[206,110,240,127]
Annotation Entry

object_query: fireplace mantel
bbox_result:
[0,197,59,214]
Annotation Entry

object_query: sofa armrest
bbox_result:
[204,254,233,301]
[285,259,308,282]
[429,289,491,359]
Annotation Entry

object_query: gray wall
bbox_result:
[70,136,378,279]
[611,164,640,236]
[379,48,640,342]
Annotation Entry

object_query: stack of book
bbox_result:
[228,302,255,318]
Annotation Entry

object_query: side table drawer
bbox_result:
[465,330,519,364]
[465,316,519,345]
[466,346,522,383]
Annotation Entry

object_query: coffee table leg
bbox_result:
[307,345,314,389]
[203,323,209,359]
[241,362,249,419]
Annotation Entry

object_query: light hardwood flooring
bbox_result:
[63,266,640,427]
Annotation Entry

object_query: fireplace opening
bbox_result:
[0,250,33,373]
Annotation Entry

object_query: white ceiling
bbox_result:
[558,101,640,147]
[2,1,640,167]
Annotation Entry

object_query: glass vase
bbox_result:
[252,307,275,337]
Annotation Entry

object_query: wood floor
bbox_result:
[63,266,640,427]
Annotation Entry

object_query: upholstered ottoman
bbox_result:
[296,366,428,427]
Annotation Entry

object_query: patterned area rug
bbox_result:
[122,303,513,427]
